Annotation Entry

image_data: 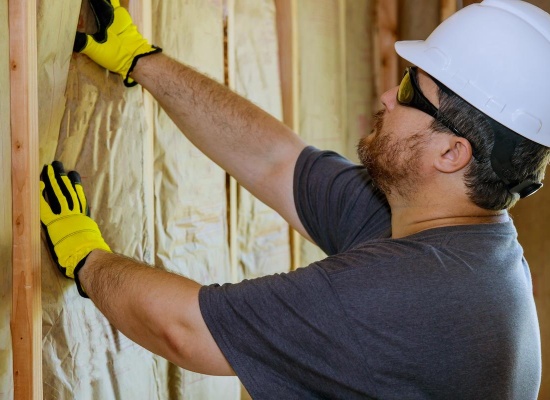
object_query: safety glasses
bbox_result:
[397,67,478,159]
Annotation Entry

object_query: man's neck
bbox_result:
[388,198,509,239]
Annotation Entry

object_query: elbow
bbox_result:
[159,317,197,368]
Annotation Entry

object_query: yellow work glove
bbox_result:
[40,161,111,297]
[74,0,162,87]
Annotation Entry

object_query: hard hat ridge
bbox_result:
[482,0,550,42]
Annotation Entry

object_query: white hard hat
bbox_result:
[395,0,550,148]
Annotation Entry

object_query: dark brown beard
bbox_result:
[357,111,429,199]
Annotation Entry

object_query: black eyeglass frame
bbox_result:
[397,66,479,160]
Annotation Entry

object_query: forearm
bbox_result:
[130,53,306,209]
[79,249,234,375]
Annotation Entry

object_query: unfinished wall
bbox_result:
[296,0,347,266]
[228,0,291,280]
[39,0,164,398]
[36,0,239,398]
[397,0,439,74]
[0,0,13,398]
[15,0,543,397]
[2,1,377,392]
[151,0,240,397]
[345,0,376,163]
[294,0,376,267]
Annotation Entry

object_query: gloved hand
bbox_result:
[74,0,162,87]
[40,161,111,297]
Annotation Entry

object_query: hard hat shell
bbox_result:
[395,0,550,147]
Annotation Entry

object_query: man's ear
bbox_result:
[434,136,473,173]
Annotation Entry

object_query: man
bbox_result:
[40,0,550,398]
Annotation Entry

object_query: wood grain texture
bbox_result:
[345,0,376,162]
[275,0,298,133]
[440,0,457,21]
[226,1,239,282]
[274,0,301,270]
[397,0,439,73]
[9,0,42,399]
[1,0,13,397]
[375,0,398,97]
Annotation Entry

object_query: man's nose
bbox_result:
[380,86,399,112]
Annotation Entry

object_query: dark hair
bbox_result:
[430,90,550,210]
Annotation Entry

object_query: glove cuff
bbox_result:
[74,254,91,298]
[123,46,163,87]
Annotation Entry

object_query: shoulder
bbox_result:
[294,147,391,254]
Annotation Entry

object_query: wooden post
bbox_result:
[275,0,301,270]
[396,0,439,73]
[338,0,348,157]
[9,0,42,399]
[224,0,239,282]
[375,0,399,99]
[440,0,457,21]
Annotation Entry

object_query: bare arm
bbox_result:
[131,53,311,240]
[79,249,234,376]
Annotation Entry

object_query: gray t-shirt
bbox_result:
[199,146,541,399]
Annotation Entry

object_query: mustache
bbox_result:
[372,109,385,133]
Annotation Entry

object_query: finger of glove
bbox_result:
[68,171,89,216]
[39,181,56,224]
[110,0,121,9]
[111,7,134,36]
[40,164,62,214]
[52,161,77,212]
[88,0,115,43]
[60,173,80,214]
[47,163,74,213]
[74,32,89,53]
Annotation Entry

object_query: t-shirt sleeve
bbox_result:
[199,264,369,399]
[294,146,391,255]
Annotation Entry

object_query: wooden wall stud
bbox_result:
[9,0,42,398]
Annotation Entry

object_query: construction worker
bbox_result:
[40,0,550,398]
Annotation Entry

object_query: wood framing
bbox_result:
[338,0,348,158]
[440,0,457,20]
[375,0,399,99]
[225,0,239,281]
[274,0,301,270]
[275,0,298,131]
[9,0,42,399]
[397,0,439,73]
